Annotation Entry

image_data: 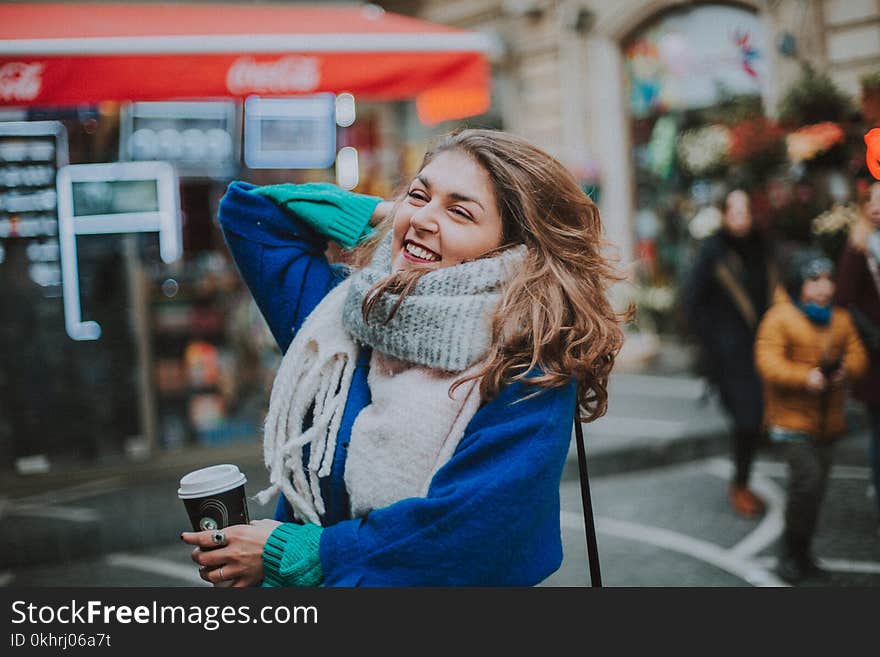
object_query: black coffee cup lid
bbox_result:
[178,464,246,499]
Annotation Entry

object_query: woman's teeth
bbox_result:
[405,242,440,262]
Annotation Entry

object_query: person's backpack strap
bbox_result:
[573,404,602,587]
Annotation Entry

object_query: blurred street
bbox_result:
[3,355,878,588]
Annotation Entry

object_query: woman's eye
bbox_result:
[451,207,472,220]
[407,190,427,202]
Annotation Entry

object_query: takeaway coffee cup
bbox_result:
[177,463,250,534]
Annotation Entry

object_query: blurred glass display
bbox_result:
[120,101,240,179]
[72,179,160,217]
[243,94,336,169]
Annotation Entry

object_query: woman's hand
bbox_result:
[181,519,281,588]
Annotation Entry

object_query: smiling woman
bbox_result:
[390,150,503,270]
[180,128,629,587]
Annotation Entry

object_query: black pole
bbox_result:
[573,406,602,587]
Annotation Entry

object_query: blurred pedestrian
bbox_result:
[835,177,880,533]
[755,247,867,583]
[684,188,780,517]
[181,128,627,586]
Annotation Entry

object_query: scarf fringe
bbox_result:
[256,281,357,526]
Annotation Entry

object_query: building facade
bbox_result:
[382,0,880,328]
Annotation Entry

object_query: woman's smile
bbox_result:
[402,239,441,263]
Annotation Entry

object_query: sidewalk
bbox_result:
[1,334,732,568]
[563,333,728,478]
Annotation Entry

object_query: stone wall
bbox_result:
[822,0,880,97]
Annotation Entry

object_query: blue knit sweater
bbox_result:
[218,181,574,586]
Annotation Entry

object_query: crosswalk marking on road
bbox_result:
[704,458,787,560]
[560,511,789,587]
[561,455,879,586]
[560,456,794,588]
[752,556,880,574]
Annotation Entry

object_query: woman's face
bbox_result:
[391,150,504,272]
[864,182,880,228]
[722,190,753,238]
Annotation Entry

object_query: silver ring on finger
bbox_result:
[211,530,226,546]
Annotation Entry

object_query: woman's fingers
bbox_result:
[209,565,233,585]
[205,565,256,587]
[192,547,227,569]
[181,528,228,549]
[183,522,273,586]
[197,564,233,585]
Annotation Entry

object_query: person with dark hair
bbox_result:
[835,178,880,533]
[181,128,628,586]
[684,189,781,517]
[756,248,867,583]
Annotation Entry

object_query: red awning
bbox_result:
[0,2,492,124]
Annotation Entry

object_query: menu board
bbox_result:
[0,120,68,297]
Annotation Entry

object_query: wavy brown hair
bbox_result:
[350,128,630,422]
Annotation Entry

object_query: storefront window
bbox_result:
[624,4,769,334]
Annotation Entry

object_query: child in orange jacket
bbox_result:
[755,247,868,584]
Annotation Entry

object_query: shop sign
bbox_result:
[120,101,240,180]
[56,160,182,340]
[243,94,336,169]
[0,62,44,102]
[226,56,320,96]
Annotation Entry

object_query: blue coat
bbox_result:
[218,181,574,586]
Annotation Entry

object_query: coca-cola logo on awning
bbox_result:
[226,56,320,95]
[0,62,44,102]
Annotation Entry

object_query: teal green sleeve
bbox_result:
[253,182,382,249]
[261,522,324,587]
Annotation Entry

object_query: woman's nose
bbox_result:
[410,204,439,233]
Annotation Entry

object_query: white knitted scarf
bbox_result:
[257,235,526,524]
